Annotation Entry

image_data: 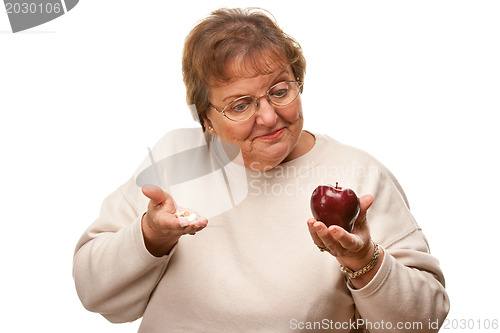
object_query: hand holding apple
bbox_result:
[307,191,382,288]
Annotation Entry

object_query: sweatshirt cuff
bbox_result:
[132,215,178,264]
[347,245,392,297]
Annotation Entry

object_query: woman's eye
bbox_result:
[231,101,250,113]
[228,96,254,113]
[271,88,289,98]
[270,82,290,98]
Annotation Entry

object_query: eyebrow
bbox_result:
[222,70,290,102]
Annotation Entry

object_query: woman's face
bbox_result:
[204,66,310,171]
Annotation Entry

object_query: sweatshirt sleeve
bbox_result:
[72,177,175,323]
[349,161,450,332]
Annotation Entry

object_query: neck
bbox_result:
[282,130,315,163]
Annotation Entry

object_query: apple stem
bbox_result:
[336,182,339,188]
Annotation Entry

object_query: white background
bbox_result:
[1,1,499,332]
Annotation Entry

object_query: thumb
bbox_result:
[142,185,175,211]
[353,194,374,231]
[359,194,374,213]
[352,194,375,234]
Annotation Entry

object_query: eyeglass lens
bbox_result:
[224,81,301,121]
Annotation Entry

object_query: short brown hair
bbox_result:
[182,7,306,131]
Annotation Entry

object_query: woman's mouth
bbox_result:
[256,128,285,140]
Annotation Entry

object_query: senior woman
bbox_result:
[73,7,449,332]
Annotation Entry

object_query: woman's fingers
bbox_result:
[184,216,208,235]
[311,222,340,255]
[307,218,326,248]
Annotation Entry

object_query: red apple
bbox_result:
[310,183,360,232]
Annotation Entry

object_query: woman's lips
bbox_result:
[256,128,285,140]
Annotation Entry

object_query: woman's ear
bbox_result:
[202,114,215,134]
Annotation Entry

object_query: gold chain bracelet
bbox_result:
[340,242,380,279]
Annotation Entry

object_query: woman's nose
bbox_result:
[254,97,278,127]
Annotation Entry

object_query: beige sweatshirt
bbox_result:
[73,131,449,332]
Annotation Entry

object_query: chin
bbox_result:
[244,125,302,170]
[247,142,293,170]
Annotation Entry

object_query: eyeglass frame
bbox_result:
[209,80,304,122]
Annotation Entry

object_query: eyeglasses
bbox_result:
[209,81,303,122]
